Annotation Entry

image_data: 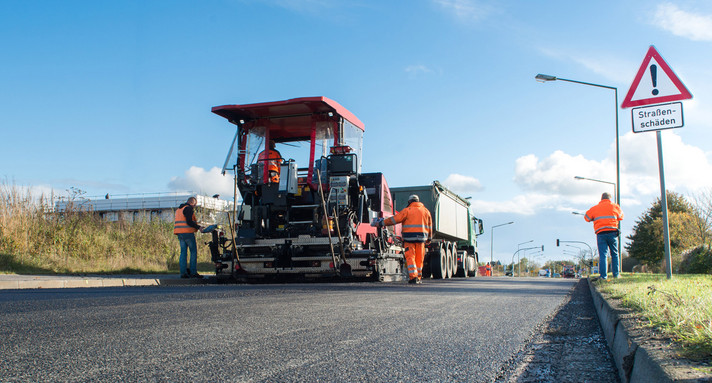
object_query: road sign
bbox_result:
[621,46,692,108]
[632,102,683,133]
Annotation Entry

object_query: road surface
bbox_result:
[0,277,616,382]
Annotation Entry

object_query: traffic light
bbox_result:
[556,239,560,247]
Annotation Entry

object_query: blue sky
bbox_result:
[3,0,712,266]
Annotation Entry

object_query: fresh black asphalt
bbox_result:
[0,277,618,382]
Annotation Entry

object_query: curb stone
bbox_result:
[0,275,206,290]
[588,277,712,383]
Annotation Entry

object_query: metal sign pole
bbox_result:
[656,131,673,279]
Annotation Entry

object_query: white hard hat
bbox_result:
[408,194,419,203]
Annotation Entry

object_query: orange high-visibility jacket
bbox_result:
[584,199,624,234]
[174,205,198,234]
[383,201,433,243]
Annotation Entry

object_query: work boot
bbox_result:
[191,273,203,279]
[408,277,418,284]
[416,278,422,284]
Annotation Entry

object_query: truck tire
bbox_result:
[449,243,458,278]
[430,247,447,279]
[457,250,469,278]
[445,246,453,279]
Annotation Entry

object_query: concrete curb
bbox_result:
[588,278,709,383]
[0,275,206,290]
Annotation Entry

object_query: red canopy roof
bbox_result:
[211,96,365,133]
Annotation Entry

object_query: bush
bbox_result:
[680,246,712,274]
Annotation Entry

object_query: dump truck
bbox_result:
[391,182,484,279]
[208,96,482,282]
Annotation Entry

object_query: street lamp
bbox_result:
[517,240,533,277]
[490,221,514,268]
[535,73,621,232]
[574,176,617,203]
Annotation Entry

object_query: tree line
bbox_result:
[625,190,712,274]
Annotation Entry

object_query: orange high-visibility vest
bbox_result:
[174,206,198,234]
[383,201,433,243]
[585,199,623,234]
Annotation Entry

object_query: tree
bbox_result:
[691,188,712,249]
[625,191,706,266]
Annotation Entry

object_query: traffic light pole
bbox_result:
[557,239,594,274]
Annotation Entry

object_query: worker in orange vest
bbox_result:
[174,197,203,278]
[585,192,624,280]
[374,194,433,284]
[258,141,282,183]
[485,262,492,276]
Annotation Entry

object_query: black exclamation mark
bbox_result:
[650,64,659,95]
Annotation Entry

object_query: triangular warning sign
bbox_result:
[621,46,692,109]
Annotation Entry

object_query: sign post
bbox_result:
[621,46,692,280]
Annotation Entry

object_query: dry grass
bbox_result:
[0,184,212,274]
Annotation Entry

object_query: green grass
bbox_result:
[595,274,712,360]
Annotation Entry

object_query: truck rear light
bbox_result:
[234,263,241,270]
[329,262,335,268]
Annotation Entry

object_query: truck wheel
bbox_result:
[457,251,469,278]
[430,247,447,279]
[445,246,453,279]
[448,243,458,278]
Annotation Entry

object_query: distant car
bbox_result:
[505,269,514,276]
[538,269,549,277]
[553,273,561,278]
[562,265,576,278]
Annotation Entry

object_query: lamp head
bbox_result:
[535,74,557,82]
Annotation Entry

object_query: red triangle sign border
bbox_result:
[621,46,692,109]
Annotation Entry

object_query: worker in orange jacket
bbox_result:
[258,141,281,183]
[585,192,624,280]
[374,194,433,284]
[174,197,203,279]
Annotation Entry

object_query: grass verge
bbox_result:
[595,274,712,360]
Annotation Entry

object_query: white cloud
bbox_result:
[442,173,483,194]
[473,131,712,215]
[168,166,235,198]
[432,0,495,23]
[652,3,712,41]
[620,131,712,194]
[405,64,433,77]
[514,150,613,202]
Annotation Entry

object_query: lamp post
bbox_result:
[490,221,514,269]
[536,74,621,248]
[517,240,533,277]
[511,245,543,277]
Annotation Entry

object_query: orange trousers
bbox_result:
[404,242,425,279]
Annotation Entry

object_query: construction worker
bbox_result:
[373,194,432,284]
[584,192,624,280]
[174,196,203,278]
[258,140,281,183]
